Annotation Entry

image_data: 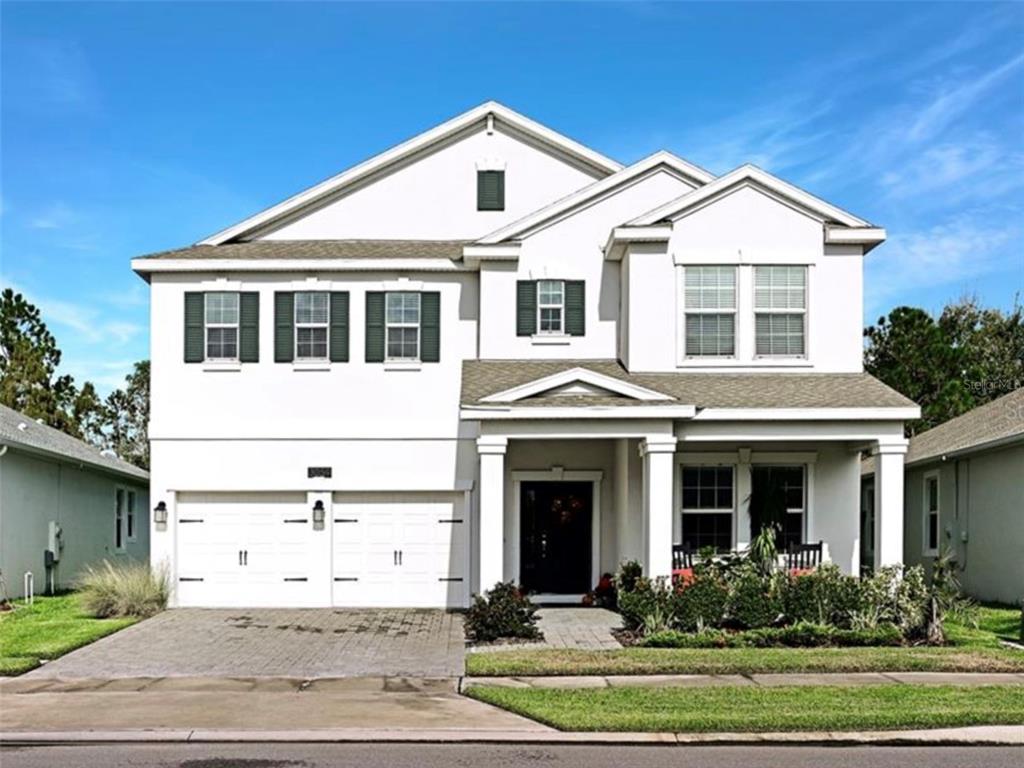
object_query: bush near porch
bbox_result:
[615,555,970,648]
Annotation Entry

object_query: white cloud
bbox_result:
[29,202,78,230]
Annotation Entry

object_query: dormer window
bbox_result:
[477,170,505,211]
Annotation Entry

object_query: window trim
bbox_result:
[753,265,808,359]
[682,265,737,359]
[477,169,505,211]
[126,489,137,542]
[114,487,127,552]
[923,470,940,556]
[536,279,566,336]
[204,291,240,362]
[385,291,421,362]
[294,291,330,362]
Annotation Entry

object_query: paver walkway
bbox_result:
[26,609,465,679]
[468,607,621,653]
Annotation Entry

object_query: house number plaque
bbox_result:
[307,467,332,479]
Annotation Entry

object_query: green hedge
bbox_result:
[640,622,904,649]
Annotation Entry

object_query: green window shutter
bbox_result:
[516,280,537,336]
[420,292,440,363]
[477,170,505,211]
[329,292,349,363]
[565,280,586,336]
[274,292,294,363]
[239,292,260,363]
[184,292,205,363]
[365,292,385,363]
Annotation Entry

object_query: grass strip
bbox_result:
[466,645,1024,677]
[0,594,137,675]
[467,683,1024,732]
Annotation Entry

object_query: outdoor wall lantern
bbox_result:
[153,501,168,525]
[312,500,326,525]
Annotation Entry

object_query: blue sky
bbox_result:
[2,1,1022,392]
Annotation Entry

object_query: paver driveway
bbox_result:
[27,609,465,679]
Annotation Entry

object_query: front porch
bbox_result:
[474,427,909,599]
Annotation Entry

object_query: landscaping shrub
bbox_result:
[615,560,643,595]
[638,622,905,649]
[672,573,729,632]
[726,564,783,629]
[832,623,903,647]
[464,582,541,643]
[782,564,861,628]
[79,560,169,618]
[618,577,673,632]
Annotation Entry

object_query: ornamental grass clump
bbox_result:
[78,560,169,618]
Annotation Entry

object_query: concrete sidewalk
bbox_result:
[462,671,1024,690]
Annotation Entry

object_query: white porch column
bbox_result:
[641,435,677,580]
[477,436,508,590]
[873,440,908,570]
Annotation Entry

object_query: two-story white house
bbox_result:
[133,102,918,609]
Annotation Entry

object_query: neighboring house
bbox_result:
[863,388,1023,604]
[0,404,150,599]
[132,101,918,609]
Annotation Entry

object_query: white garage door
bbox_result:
[332,494,468,609]
[175,494,325,607]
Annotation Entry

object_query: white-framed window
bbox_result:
[114,488,126,551]
[681,465,735,552]
[126,489,137,541]
[754,266,806,357]
[537,280,565,334]
[683,266,736,357]
[386,292,421,361]
[923,471,940,555]
[295,292,329,360]
[204,292,239,361]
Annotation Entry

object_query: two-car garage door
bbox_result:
[174,492,468,608]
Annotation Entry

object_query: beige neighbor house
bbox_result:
[863,387,1024,605]
[0,404,150,599]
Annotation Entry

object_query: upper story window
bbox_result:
[205,292,239,361]
[477,170,505,211]
[923,472,940,555]
[537,280,565,334]
[683,266,736,357]
[295,292,329,360]
[386,292,421,361]
[754,266,806,357]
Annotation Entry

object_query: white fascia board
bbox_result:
[462,243,521,264]
[693,406,921,421]
[461,405,697,420]
[480,367,675,403]
[199,101,622,246]
[630,164,870,228]
[475,151,712,245]
[603,225,672,261]
[131,258,475,274]
[825,226,887,253]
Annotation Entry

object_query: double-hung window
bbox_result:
[923,472,940,555]
[683,266,736,357]
[204,292,239,361]
[754,266,806,357]
[114,489,126,551]
[681,466,734,552]
[386,292,421,361]
[295,292,329,360]
[537,280,565,334]
[126,490,136,540]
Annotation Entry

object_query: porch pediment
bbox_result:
[479,366,675,404]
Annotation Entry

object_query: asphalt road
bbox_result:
[2,744,1023,768]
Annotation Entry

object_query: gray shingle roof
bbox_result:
[136,239,470,261]
[0,404,148,482]
[905,387,1024,466]
[461,360,916,410]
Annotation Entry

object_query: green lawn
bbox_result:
[467,684,1024,732]
[467,605,1024,677]
[0,593,137,675]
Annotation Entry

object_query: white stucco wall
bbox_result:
[260,124,603,241]
[0,449,149,598]
[623,186,865,373]
[479,169,693,360]
[904,445,1024,604]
